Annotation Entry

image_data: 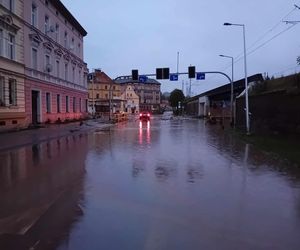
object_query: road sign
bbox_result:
[139,75,148,83]
[196,72,205,80]
[170,74,178,81]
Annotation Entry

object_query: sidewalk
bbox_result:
[0,118,113,152]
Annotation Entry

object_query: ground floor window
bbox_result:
[8,78,17,105]
[66,95,69,113]
[0,76,5,106]
[46,92,51,113]
[73,96,76,112]
[79,98,82,112]
[57,94,60,113]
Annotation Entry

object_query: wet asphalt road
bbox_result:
[1,113,300,250]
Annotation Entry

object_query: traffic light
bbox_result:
[156,68,163,79]
[188,66,196,78]
[156,68,170,79]
[132,69,139,80]
[163,68,169,79]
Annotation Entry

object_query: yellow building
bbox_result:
[88,70,122,115]
[0,0,26,131]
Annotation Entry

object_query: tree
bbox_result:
[169,89,185,108]
[297,56,300,65]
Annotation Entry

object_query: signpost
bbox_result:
[170,74,178,81]
[196,72,205,80]
[139,75,148,83]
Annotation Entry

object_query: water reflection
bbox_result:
[0,133,88,250]
[53,119,300,250]
[138,120,151,145]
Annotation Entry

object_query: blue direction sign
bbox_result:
[196,72,205,80]
[139,75,148,83]
[170,74,179,81]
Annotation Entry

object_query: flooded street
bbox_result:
[1,115,300,249]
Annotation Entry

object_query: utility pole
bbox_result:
[177,52,179,73]
[109,81,112,121]
[92,71,95,117]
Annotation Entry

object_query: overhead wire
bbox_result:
[206,6,299,83]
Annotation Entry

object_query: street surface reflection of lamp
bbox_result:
[219,54,234,126]
[224,22,250,134]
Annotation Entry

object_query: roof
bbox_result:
[50,0,87,36]
[114,76,161,85]
[186,73,263,102]
[88,70,114,84]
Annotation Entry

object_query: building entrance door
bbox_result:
[32,90,40,124]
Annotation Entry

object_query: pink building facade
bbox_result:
[23,0,88,125]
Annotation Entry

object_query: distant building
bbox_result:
[120,84,139,114]
[115,76,161,113]
[184,74,264,120]
[23,0,88,125]
[88,70,123,115]
[0,0,26,131]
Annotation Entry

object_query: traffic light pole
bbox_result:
[115,71,232,85]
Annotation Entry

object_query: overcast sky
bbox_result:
[62,0,300,94]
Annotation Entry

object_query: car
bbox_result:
[139,111,151,121]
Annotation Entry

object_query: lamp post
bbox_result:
[219,54,234,127]
[224,22,250,134]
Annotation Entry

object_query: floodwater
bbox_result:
[1,114,300,250]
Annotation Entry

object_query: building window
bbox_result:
[66,96,69,112]
[78,70,81,84]
[96,93,99,99]
[9,0,15,12]
[71,37,74,50]
[78,43,81,54]
[31,4,37,27]
[8,79,17,106]
[32,48,38,70]
[85,99,88,112]
[55,24,59,42]
[72,67,75,83]
[105,85,107,90]
[0,76,5,106]
[56,60,60,78]
[44,15,49,33]
[7,34,15,60]
[64,63,68,81]
[57,94,60,113]
[0,30,3,57]
[44,54,50,72]
[46,92,51,113]
[73,97,76,112]
[113,86,116,90]
[64,31,68,47]
[79,98,82,112]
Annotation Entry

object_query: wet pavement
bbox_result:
[1,113,300,249]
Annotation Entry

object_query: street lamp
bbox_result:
[224,22,250,134]
[219,54,234,127]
